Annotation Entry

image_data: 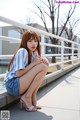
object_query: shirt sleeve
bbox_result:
[14,48,28,71]
[34,51,39,57]
[31,51,39,62]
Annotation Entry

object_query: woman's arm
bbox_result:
[16,57,42,77]
[16,62,35,77]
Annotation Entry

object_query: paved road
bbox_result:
[1,67,80,120]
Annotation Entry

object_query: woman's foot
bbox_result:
[20,99,37,112]
[20,95,37,111]
[32,95,42,109]
[32,100,42,109]
[35,104,42,109]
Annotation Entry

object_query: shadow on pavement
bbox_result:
[9,102,53,120]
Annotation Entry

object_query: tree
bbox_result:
[30,0,77,63]
[63,18,80,59]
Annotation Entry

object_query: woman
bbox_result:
[4,30,49,112]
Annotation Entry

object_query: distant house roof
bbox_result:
[27,23,46,31]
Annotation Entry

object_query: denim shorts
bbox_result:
[5,77,20,96]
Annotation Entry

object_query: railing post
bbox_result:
[61,40,64,70]
[78,40,80,63]
[41,35,45,56]
[0,27,2,55]
[72,43,74,65]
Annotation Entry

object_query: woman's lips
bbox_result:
[31,47,35,49]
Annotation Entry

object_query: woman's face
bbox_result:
[27,39,38,52]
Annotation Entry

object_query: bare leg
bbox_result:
[26,69,47,106]
[19,63,48,108]
[32,79,42,107]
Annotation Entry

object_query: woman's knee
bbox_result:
[39,63,49,72]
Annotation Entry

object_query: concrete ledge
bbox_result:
[0,91,19,109]
[0,63,80,109]
[3,92,19,104]
[46,63,80,84]
[0,94,6,108]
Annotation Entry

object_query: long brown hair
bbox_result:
[8,30,41,71]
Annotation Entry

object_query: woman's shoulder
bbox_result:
[18,48,28,52]
[15,48,28,58]
[17,48,28,54]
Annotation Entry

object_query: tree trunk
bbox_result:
[51,38,56,63]
[68,42,72,60]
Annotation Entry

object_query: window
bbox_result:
[8,29,20,43]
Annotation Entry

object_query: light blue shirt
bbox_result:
[4,48,38,82]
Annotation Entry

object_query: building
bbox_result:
[0,26,21,55]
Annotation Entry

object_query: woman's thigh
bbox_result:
[19,63,48,94]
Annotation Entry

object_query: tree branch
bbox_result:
[56,4,60,35]
[59,4,76,36]
[40,0,50,10]
[47,0,51,13]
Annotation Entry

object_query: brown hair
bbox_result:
[8,30,41,71]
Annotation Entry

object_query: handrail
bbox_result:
[0,35,20,42]
[0,35,79,50]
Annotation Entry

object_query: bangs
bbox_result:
[30,36,38,42]
[27,31,39,42]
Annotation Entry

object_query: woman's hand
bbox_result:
[33,56,49,66]
[41,57,49,66]
[33,56,43,65]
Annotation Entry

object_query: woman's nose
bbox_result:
[32,41,35,45]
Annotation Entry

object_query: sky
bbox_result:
[0,0,35,25]
[0,0,80,35]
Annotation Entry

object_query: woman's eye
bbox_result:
[28,40,32,42]
[28,39,37,42]
[34,40,37,42]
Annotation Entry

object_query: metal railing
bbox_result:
[0,16,80,79]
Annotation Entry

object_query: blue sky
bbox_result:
[0,0,80,35]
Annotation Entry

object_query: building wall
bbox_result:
[2,26,20,55]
